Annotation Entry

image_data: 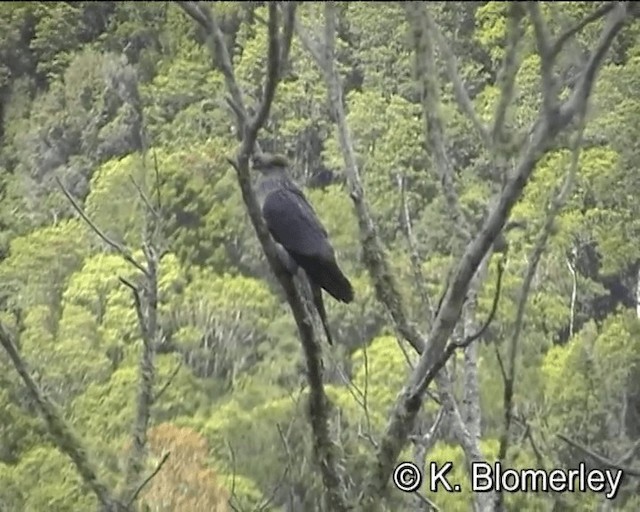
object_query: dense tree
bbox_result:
[1,2,640,511]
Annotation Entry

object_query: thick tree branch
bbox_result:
[178,3,349,510]
[408,3,470,243]
[495,112,587,512]
[563,2,632,117]
[296,5,427,356]
[528,4,558,120]
[278,2,297,78]
[550,2,617,61]
[409,7,499,510]
[360,4,632,499]
[0,324,125,511]
[121,245,160,501]
[492,4,526,146]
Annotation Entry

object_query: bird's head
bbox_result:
[251,152,290,175]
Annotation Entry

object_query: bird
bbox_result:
[252,152,354,345]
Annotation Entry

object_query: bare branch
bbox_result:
[512,415,553,473]
[527,3,558,119]
[179,3,349,509]
[492,4,526,146]
[435,368,492,487]
[566,253,577,338]
[226,441,241,512]
[617,438,640,466]
[128,175,159,220]
[0,324,125,511]
[563,2,632,118]
[397,173,435,318]
[296,4,427,356]
[56,177,148,276]
[455,257,505,347]
[550,2,617,61]
[278,2,297,78]
[408,12,497,511]
[415,491,441,512]
[152,149,162,212]
[256,423,294,512]
[177,1,248,132]
[415,258,506,391]
[122,190,161,504]
[411,407,444,470]
[407,3,470,243]
[250,4,280,141]
[495,111,587,510]
[126,451,171,507]
[153,361,182,402]
[119,277,148,341]
[424,12,491,147]
[557,434,640,477]
[360,4,632,498]
[55,124,166,507]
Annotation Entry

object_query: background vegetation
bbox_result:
[1,2,639,511]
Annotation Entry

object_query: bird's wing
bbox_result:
[262,186,334,260]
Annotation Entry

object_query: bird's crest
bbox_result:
[251,152,290,172]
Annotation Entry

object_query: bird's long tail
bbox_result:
[295,254,354,304]
[311,282,334,345]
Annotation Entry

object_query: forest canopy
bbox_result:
[1,2,640,511]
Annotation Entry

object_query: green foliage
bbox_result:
[0,445,98,511]
[1,3,639,511]
[0,220,90,317]
[542,312,640,436]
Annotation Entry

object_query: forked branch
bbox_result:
[177,3,349,509]
[0,324,125,511]
[296,2,427,356]
[495,111,587,512]
[360,2,633,500]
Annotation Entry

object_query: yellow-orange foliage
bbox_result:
[140,423,230,512]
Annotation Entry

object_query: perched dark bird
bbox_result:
[252,153,354,344]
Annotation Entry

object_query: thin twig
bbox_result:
[425,12,490,147]
[557,434,640,477]
[153,361,182,402]
[126,451,171,507]
[397,173,435,319]
[56,177,148,276]
[226,441,241,512]
[455,257,506,347]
